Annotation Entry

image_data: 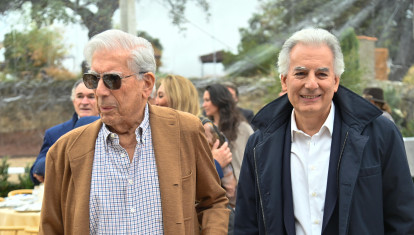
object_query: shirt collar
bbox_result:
[102,103,150,150]
[291,101,335,140]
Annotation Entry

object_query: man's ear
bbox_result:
[334,75,340,92]
[142,72,155,98]
[280,74,288,91]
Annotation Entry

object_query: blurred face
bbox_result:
[155,83,169,107]
[91,49,154,130]
[281,43,339,123]
[202,90,219,117]
[72,83,98,118]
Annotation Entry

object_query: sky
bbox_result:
[0,0,260,78]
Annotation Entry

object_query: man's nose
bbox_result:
[95,78,111,96]
[305,74,319,89]
[81,96,90,103]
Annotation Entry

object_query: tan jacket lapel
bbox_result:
[149,105,185,234]
[68,120,102,233]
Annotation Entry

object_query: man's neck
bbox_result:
[294,110,331,136]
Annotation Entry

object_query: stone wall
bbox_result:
[357,35,378,81]
[0,80,76,157]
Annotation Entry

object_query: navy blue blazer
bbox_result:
[235,86,414,234]
[30,114,99,185]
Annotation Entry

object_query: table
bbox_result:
[0,208,40,227]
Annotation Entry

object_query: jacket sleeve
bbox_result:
[39,142,65,235]
[234,134,260,234]
[30,131,53,184]
[381,120,414,234]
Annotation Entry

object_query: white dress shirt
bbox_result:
[290,102,335,235]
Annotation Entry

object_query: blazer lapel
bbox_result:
[337,126,368,235]
[322,108,341,234]
[68,120,102,233]
[282,123,296,235]
[149,105,184,234]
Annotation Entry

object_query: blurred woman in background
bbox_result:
[203,84,254,182]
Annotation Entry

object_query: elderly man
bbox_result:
[39,29,229,235]
[30,79,99,184]
[235,28,414,234]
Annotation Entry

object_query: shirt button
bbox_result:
[128,179,133,185]
[110,133,116,138]
[121,153,126,158]
[131,208,135,213]
[314,219,320,224]
[311,192,317,197]
[310,166,316,171]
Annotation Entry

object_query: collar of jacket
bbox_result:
[252,85,383,134]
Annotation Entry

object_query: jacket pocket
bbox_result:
[358,165,381,177]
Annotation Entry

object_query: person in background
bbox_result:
[363,87,394,122]
[203,84,254,182]
[39,29,229,234]
[155,74,236,234]
[235,27,414,234]
[30,79,99,185]
[222,82,255,127]
[155,74,236,202]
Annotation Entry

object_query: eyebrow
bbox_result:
[316,67,330,72]
[293,66,308,71]
[293,67,330,72]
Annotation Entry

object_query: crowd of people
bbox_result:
[31,27,414,234]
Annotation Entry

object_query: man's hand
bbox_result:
[33,173,44,183]
[212,140,232,168]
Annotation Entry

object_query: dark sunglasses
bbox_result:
[83,72,147,90]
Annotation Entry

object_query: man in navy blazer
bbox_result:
[30,79,99,184]
[235,28,414,234]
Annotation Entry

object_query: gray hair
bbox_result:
[277,28,345,77]
[84,29,156,76]
[71,79,84,101]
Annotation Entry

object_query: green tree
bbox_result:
[137,30,163,70]
[0,0,210,38]
[339,28,363,93]
[3,27,72,80]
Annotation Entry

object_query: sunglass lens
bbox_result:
[103,74,122,90]
[83,74,99,89]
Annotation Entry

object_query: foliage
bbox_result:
[382,85,414,137]
[0,157,34,197]
[3,27,75,80]
[17,164,34,190]
[0,0,210,38]
[403,66,414,85]
[0,157,12,197]
[339,28,363,93]
[137,30,164,70]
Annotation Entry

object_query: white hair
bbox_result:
[70,79,84,101]
[84,29,156,76]
[277,28,345,77]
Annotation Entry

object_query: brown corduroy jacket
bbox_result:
[39,105,229,235]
